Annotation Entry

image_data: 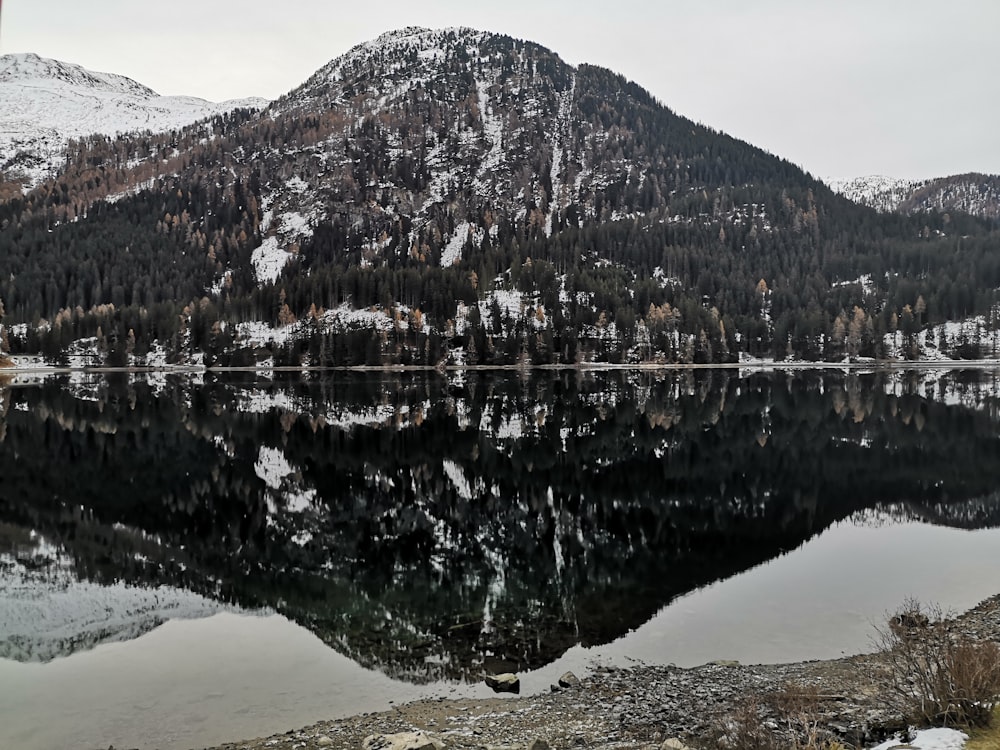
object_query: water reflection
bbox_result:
[2,368,1000,686]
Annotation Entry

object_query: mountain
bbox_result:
[2,28,1000,367]
[0,52,268,192]
[827,175,926,213]
[830,173,1000,219]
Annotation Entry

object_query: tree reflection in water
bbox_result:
[2,368,1000,682]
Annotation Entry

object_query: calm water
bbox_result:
[3,368,1000,749]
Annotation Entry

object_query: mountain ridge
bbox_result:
[0,52,268,192]
[830,172,1000,218]
[0,52,158,97]
[2,28,1000,367]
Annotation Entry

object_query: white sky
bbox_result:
[2,0,998,181]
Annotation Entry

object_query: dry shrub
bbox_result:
[771,683,847,750]
[769,682,823,717]
[712,689,845,750]
[713,695,782,750]
[876,598,1000,728]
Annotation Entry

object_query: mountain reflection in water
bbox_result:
[2,368,1000,684]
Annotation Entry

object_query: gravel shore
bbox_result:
[201,593,1000,750]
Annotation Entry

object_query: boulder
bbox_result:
[557,671,580,688]
[661,739,691,750]
[362,731,443,750]
[484,672,521,693]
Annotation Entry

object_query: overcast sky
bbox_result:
[2,0,997,181]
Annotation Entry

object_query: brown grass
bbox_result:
[876,599,1000,728]
[967,708,1000,750]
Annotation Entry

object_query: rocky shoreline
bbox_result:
[197,594,1000,750]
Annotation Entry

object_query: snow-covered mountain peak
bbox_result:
[339,26,489,63]
[0,52,156,98]
[284,26,543,109]
[0,53,268,192]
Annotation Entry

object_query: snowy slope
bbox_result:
[830,173,1000,218]
[827,175,927,212]
[0,53,267,190]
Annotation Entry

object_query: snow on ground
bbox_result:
[222,304,399,347]
[105,177,159,204]
[210,269,233,296]
[250,237,291,284]
[441,221,471,267]
[473,77,506,199]
[480,286,527,330]
[882,313,1000,361]
[277,210,313,238]
[652,267,682,289]
[235,319,298,348]
[319,303,397,332]
[544,76,575,238]
[832,273,876,295]
[247,177,325,286]
[828,175,927,213]
[868,728,967,750]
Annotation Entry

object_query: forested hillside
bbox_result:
[2,28,999,367]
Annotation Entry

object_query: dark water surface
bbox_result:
[3,368,1000,749]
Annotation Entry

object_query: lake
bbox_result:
[3,367,1000,750]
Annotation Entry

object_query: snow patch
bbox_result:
[441,221,471,267]
[868,727,967,750]
[828,175,926,213]
[250,237,291,284]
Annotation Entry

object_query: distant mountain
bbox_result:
[0,53,267,192]
[2,28,1000,367]
[830,173,1000,219]
[827,175,926,213]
